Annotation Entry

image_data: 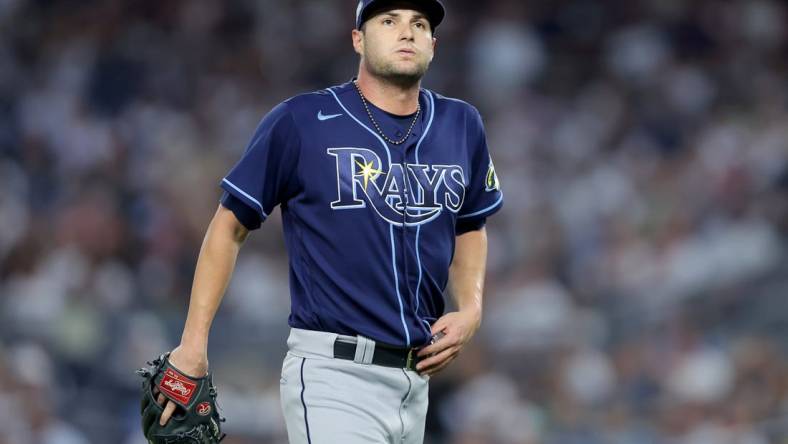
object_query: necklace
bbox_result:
[353,80,420,145]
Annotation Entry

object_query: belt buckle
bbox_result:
[406,348,415,370]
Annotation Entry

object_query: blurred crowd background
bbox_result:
[1,0,786,443]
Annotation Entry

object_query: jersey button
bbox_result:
[395,130,403,138]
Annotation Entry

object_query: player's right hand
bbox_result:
[155,344,209,426]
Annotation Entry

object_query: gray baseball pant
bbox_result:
[280,328,430,444]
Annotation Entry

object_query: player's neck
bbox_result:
[355,71,420,116]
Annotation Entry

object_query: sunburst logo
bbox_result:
[355,159,385,191]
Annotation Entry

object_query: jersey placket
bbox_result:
[408,92,436,340]
[388,103,432,344]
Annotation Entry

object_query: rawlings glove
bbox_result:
[137,353,226,444]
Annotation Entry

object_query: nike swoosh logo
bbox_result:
[317,110,343,121]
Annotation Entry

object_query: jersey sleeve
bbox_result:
[456,108,503,227]
[219,102,301,228]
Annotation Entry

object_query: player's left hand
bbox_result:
[415,309,481,376]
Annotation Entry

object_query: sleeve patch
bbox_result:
[485,156,500,192]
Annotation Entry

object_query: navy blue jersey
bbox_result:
[220,80,503,348]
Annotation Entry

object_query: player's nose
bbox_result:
[398,23,415,41]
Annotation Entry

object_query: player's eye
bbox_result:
[382,18,394,25]
[415,22,426,29]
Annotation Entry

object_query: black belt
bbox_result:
[333,340,421,371]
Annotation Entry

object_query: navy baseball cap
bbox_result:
[355,0,446,31]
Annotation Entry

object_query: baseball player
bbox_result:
[152,0,503,442]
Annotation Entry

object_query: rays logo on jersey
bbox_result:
[485,156,500,192]
[328,147,465,226]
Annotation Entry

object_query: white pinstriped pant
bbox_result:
[280,328,430,444]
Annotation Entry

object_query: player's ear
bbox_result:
[352,29,364,56]
[428,37,436,62]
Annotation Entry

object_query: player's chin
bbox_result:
[386,62,428,79]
